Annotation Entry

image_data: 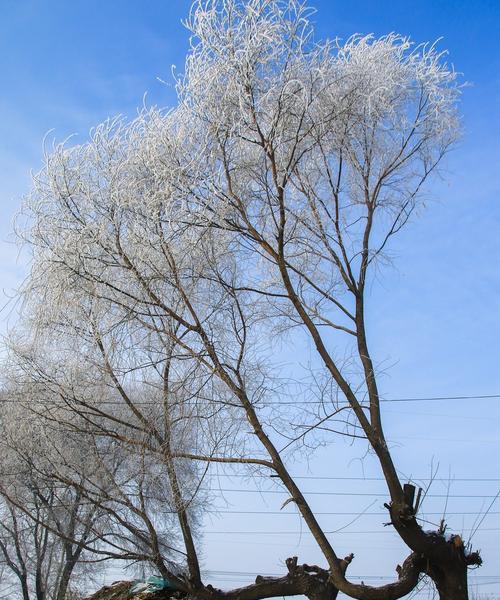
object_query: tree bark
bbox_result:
[428,564,469,600]
[424,535,481,600]
[55,559,76,600]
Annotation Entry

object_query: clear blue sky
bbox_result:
[1,1,499,597]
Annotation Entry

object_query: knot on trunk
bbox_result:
[282,555,353,600]
[283,556,323,591]
[385,484,424,527]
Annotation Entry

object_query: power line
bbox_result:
[381,394,500,403]
[2,393,500,406]
[3,467,500,482]
[7,484,495,500]
[229,474,500,482]
[2,500,498,516]
[205,509,500,516]
[261,393,500,405]
[204,570,500,580]
[209,488,500,499]
[203,527,500,535]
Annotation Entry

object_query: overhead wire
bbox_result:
[1,392,500,406]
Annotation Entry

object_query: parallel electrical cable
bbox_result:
[3,469,500,482]
[1,475,499,499]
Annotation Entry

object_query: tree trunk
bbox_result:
[20,578,31,600]
[304,581,340,600]
[35,566,46,600]
[55,560,76,600]
[387,494,481,600]
[427,557,469,600]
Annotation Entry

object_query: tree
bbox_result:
[8,0,482,598]
[0,481,96,600]
[2,334,217,581]
[0,359,210,583]
[0,401,104,600]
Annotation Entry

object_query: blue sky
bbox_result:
[1,0,500,597]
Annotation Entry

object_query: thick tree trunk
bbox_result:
[386,489,481,600]
[426,555,470,600]
[304,581,341,600]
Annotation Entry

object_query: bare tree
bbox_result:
[8,1,483,599]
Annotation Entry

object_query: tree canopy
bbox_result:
[2,1,481,600]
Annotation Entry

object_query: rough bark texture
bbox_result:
[84,553,424,600]
[423,534,482,600]
[84,541,481,600]
[84,557,351,600]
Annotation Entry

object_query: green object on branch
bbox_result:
[129,576,177,595]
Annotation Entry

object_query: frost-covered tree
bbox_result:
[9,1,482,599]
[0,362,207,581]
[0,401,103,600]
[0,483,95,600]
